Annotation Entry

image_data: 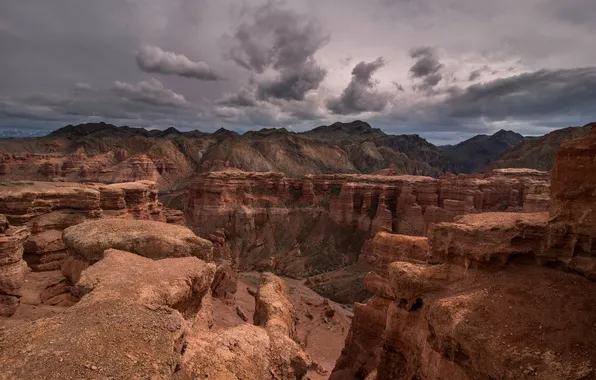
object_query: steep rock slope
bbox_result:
[489,122,594,171]
[0,180,184,316]
[331,126,596,380]
[439,129,524,173]
[184,169,550,296]
[0,121,450,189]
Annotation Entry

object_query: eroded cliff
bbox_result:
[331,126,596,379]
[0,180,183,316]
[184,169,550,300]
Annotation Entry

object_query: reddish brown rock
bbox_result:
[254,272,297,339]
[0,181,188,310]
[23,229,67,271]
[0,250,216,380]
[331,233,428,378]
[333,130,596,380]
[185,170,549,284]
[61,218,213,283]
[550,126,596,239]
[210,263,237,298]
[0,221,30,316]
[176,272,312,380]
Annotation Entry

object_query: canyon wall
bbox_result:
[331,127,596,379]
[184,169,550,282]
[0,180,183,316]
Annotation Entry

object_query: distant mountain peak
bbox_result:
[305,120,386,138]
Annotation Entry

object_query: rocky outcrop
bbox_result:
[0,249,215,379]
[0,218,30,317]
[185,169,550,281]
[334,212,596,379]
[61,218,213,283]
[332,127,596,379]
[0,181,181,315]
[254,272,297,338]
[175,273,311,379]
[0,250,312,379]
[550,125,596,245]
[330,233,428,378]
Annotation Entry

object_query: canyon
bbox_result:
[184,168,550,302]
[0,121,594,379]
[330,126,596,379]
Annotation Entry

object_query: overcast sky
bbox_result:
[0,0,595,144]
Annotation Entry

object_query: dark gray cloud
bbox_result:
[327,57,392,114]
[441,67,596,120]
[256,60,327,101]
[468,65,491,81]
[215,87,258,107]
[409,47,442,77]
[223,2,329,101]
[409,46,444,91]
[136,45,222,81]
[112,78,190,108]
[392,81,405,92]
[1,0,596,143]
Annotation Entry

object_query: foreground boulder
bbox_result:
[0,250,216,379]
[61,218,213,282]
[0,251,312,379]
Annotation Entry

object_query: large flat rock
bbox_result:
[61,218,213,282]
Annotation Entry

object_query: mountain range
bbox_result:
[0,121,593,191]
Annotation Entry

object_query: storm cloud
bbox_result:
[442,67,596,120]
[409,47,444,91]
[112,78,189,108]
[328,58,392,114]
[1,0,596,142]
[223,2,329,101]
[136,45,222,81]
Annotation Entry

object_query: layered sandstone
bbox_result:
[332,127,596,379]
[0,218,30,316]
[0,181,178,315]
[329,232,431,378]
[185,169,550,281]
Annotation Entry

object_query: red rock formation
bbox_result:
[331,233,428,379]
[550,126,596,240]
[0,219,30,316]
[185,170,550,282]
[0,180,183,316]
[332,128,596,379]
[61,218,213,283]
